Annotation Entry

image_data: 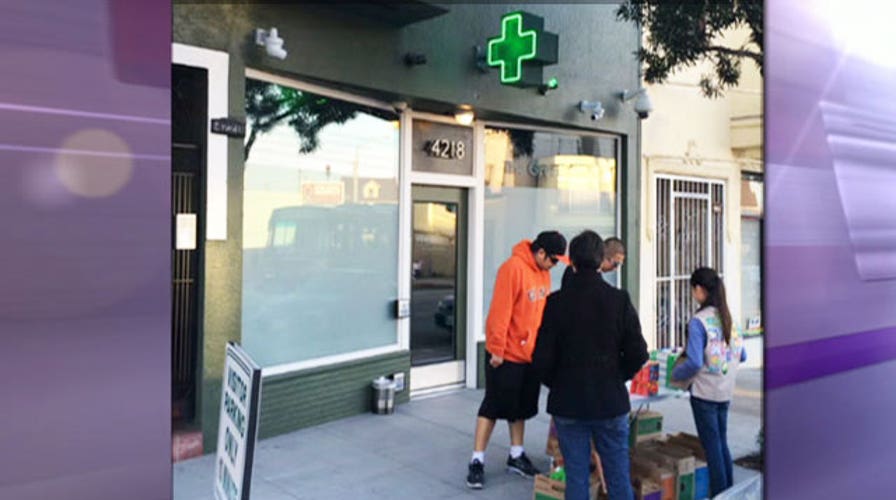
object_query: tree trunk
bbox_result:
[244,128,258,162]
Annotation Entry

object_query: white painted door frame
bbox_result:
[405,112,485,395]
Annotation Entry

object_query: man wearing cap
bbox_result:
[466,231,567,489]
[561,236,626,289]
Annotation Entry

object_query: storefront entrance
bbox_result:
[409,185,468,392]
[171,63,207,425]
[654,175,725,349]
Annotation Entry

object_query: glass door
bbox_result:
[410,185,467,391]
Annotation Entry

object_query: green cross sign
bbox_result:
[488,13,537,84]
[486,11,558,88]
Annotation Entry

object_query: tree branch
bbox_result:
[244,107,294,161]
[256,108,295,129]
[707,45,762,65]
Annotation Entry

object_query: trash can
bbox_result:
[371,376,396,415]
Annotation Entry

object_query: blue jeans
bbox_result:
[554,414,634,500]
[690,396,733,496]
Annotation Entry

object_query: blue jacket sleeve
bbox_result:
[741,343,747,362]
[672,318,706,381]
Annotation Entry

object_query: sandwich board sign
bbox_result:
[214,342,262,500]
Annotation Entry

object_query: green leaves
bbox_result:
[617,0,763,98]
[244,79,360,161]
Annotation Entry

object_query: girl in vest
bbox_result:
[671,267,746,496]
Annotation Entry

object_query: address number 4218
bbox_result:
[425,139,466,160]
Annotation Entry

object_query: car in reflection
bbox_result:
[434,294,454,330]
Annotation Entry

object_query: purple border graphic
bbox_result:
[0,1,172,499]
[766,1,896,498]
[766,326,896,390]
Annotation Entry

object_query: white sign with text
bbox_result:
[214,343,261,500]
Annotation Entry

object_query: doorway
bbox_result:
[171,64,206,425]
[409,185,468,392]
[654,175,725,349]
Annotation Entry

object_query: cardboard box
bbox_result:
[532,473,601,500]
[631,457,675,500]
[634,444,696,500]
[666,433,706,461]
[693,460,709,500]
[633,361,660,383]
[652,443,703,500]
[630,378,660,396]
[630,411,663,446]
[656,350,684,388]
[639,442,697,475]
[633,477,663,500]
[533,474,565,500]
[545,419,607,490]
[676,472,695,500]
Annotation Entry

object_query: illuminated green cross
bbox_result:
[487,13,538,84]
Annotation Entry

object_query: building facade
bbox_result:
[637,26,763,357]
[171,3,644,451]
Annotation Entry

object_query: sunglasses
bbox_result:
[548,255,559,264]
[608,260,622,269]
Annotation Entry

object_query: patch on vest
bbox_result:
[704,319,729,375]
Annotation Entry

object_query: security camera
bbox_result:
[578,100,605,121]
[255,28,287,60]
[391,101,408,113]
[621,88,652,120]
[634,92,653,119]
[267,43,287,60]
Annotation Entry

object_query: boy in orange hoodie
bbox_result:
[466,231,567,490]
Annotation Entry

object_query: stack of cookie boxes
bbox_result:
[655,349,684,389]
[630,361,660,396]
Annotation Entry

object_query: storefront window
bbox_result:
[242,78,400,367]
[482,127,619,315]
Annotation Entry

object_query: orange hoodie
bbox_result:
[485,240,553,363]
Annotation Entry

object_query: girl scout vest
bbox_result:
[690,306,744,403]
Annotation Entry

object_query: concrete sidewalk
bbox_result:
[175,369,762,499]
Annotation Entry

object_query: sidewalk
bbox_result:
[175,369,762,499]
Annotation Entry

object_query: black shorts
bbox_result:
[477,352,541,421]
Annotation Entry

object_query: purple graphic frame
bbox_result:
[0,1,172,499]
[766,1,896,498]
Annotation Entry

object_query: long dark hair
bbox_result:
[690,267,732,344]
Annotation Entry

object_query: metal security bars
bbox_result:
[172,147,201,422]
[655,175,725,349]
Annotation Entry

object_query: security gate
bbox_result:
[171,64,207,423]
[655,175,724,349]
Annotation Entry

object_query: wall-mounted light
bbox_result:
[578,100,605,121]
[403,52,427,67]
[454,105,475,126]
[255,27,287,60]
[538,77,560,95]
[473,45,490,73]
[620,88,653,119]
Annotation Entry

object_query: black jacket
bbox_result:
[533,270,648,420]
[561,265,575,289]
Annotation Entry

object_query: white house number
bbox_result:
[425,139,466,160]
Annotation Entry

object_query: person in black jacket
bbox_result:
[533,230,648,500]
